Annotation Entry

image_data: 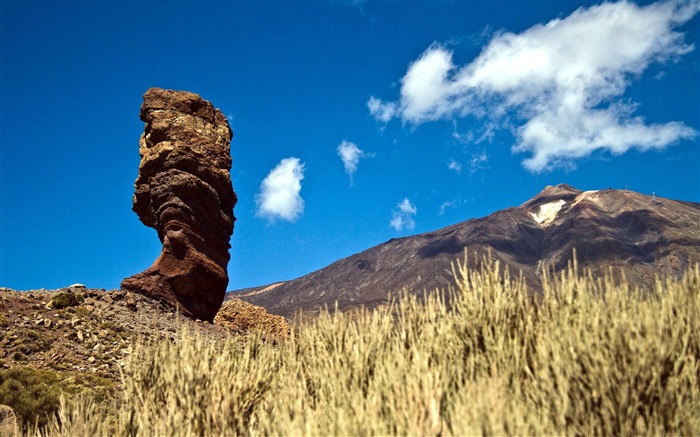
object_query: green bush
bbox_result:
[0,367,116,433]
[4,329,54,361]
[15,329,54,356]
[0,367,63,429]
[49,292,84,310]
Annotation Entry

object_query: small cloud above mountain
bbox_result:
[390,197,417,231]
[256,157,306,223]
[337,140,372,184]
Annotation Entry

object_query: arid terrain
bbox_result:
[0,285,287,381]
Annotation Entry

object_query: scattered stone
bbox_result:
[121,87,237,322]
[0,404,18,435]
[0,284,239,382]
[93,343,104,354]
[125,293,137,311]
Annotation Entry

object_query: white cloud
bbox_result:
[390,197,417,231]
[439,200,457,216]
[337,140,368,182]
[447,159,462,173]
[468,152,488,174]
[369,0,699,171]
[255,157,305,222]
[367,96,397,123]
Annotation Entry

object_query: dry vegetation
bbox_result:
[10,257,700,436]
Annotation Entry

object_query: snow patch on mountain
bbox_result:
[530,199,566,226]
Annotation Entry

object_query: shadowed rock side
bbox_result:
[232,185,700,318]
[122,88,236,322]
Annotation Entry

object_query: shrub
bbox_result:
[49,292,84,310]
[0,367,63,430]
[40,259,700,436]
[0,367,116,433]
[6,329,54,358]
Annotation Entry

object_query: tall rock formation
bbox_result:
[122,88,236,321]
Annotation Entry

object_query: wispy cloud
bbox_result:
[331,0,369,7]
[468,152,488,174]
[367,96,396,123]
[439,200,458,216]
[255,157,305,222]
[369,0,699,172]
[390,197,417,231]
[337,140,370,183]
[447,158,462,174]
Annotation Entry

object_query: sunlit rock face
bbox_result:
[121,88,236,321]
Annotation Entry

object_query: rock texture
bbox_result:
[0,404,18,436]
[214,299,291,339]
[231,185,700,318]
[121,88,236,321]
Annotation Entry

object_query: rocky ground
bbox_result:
[0,285,288,381]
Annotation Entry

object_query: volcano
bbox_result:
[230,185,700,318]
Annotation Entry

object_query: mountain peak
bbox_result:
[521,183,582,208]
[231,186,700,318]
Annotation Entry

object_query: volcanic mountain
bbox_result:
[231,185,700,318]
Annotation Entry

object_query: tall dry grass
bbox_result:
[30,257,700,436]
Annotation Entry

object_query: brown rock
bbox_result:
[214,299,291,339]
[125,293,137,311]
[121,88,237,322]
[0,404,18,435]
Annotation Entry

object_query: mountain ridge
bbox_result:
[229,185,700,318]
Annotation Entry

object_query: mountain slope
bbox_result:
[232,185,700,318]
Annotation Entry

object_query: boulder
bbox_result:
[121,88,237,322]
[214,299,290,338]
[0,404,18,435]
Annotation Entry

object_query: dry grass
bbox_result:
[27,257,700,436]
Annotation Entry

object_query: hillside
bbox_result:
[231,184,700,318]
[0,286,286,381]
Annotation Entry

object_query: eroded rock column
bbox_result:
[121,88,236,321]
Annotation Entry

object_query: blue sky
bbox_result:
[1,0,698,291]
